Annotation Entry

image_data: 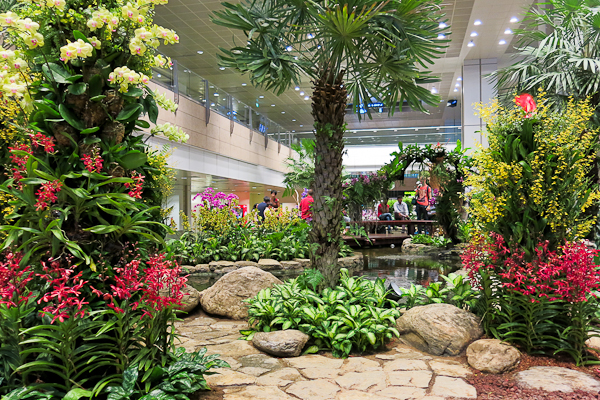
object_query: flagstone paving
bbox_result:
[176,312,478,400]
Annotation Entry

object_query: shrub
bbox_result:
[410,234,451,247]
[463,234,600,365]
[243,269,400,358]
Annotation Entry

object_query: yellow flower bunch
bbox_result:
[468,93,599,243]
[261,207,301,230]
[192,200,239,235]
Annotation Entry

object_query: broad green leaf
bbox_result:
[59,104,85,131]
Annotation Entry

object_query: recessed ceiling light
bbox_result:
[211,103,215,106]
[281,111,285,114]
[439,22,447,28]
[197,50,203,54]
[300,91,305,96]
[437,33,445,39]
[499,39,507,45]
[470,31,478,37]
[504,28,513,34]
[292,119,296,122]
[467,41,475,47]
[455,83,460,87]
[219,67,225,70]
[157,73,161,77]
[474,20,482,26]
[307,33,314,39]
[304,96,309,100]
[214,93,219,96]
[286,45,293,51]
[510,17,519,23]
[299,124,303,127]
[242,83,247,86]
[271,104,275,107]
[294,86,300,91]
[431,87,438,94]
[457,77,462,81]
[292,130,296,132]
[259,95,264,98]
[454,88,458,92]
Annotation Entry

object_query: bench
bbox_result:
[347,220,437,235]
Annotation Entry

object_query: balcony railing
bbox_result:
[151,59,294,149]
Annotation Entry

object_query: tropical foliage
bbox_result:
[0,0,226,397]
[213,0,448,286]
[167,187,354,265]
[467,94,599,256]
[463,93,600,365]
[494,0,600,124]
[242,268,400,358]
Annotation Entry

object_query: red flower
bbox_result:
[124,171,144,199]
[81,152,104,173]
[35,180,62,211]
[0,252,34,308]
[30,133,56,153]
[515,93,537,113]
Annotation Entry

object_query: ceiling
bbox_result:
[154,0,536,139]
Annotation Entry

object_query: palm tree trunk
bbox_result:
[309,68,347,288]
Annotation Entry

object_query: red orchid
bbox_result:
[515,93,537,113]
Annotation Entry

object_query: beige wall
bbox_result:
[149,82,291,174]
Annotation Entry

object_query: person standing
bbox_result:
[300,189,314,220]
[415,180,432,233]
[270,190,280,209]
[257,196,270,221]
[394,194,409,220]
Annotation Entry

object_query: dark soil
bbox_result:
[450,353,600,400]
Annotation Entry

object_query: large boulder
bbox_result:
[395,304,483,356]
[466,339,520,374]
[401,238,433,255]
[200,267,282,319]
[252,330,310,357]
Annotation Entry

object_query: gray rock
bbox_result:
[396,304,483,356]
[235,260,259,268]
[200,267,282,319]
[214,266,238,274]
[176,285,200,313]
[252,330,310,357]
[466,339,520,374]
[209,260,236,271]
[401,238,434,255]
[515,366,600,393]
[280,260,302,270]
[180,265,194,275]
[293,258,311,269]
[257,259,282,271]
[192,264,211,273]
[586,336,600,351]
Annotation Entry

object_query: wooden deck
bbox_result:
[343,232,410,248]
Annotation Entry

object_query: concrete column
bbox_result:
[462,58,497,150]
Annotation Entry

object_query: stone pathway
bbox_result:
[176,311,478,400]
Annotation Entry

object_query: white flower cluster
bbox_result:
[129,25,178,56]
[108,66,150,93]
[153,90,178,112]
[151,123,189,143]
[0,49,28,97]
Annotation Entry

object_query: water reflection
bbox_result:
[187,248,462,292]
[357,248,461,289]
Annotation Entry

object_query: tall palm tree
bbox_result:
[494,0,600,123]
[213,0,447,286]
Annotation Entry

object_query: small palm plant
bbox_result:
[213,0,447,286]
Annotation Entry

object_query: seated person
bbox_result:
[377,201,393,221]
[393,194,409,220]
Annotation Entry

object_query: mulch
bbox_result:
[450,352,600,400]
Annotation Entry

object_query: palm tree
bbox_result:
[213,0,447,286]
[494,0,600,124]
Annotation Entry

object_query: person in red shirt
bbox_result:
[300,189,314,220]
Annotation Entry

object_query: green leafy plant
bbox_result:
[243,269,400,358]
[410,234,450,248]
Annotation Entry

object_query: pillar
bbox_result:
[462,59,497,150]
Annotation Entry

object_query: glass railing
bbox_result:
[151,59,294,148]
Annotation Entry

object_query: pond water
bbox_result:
[356,247,462,289]
[187,247,462,292]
